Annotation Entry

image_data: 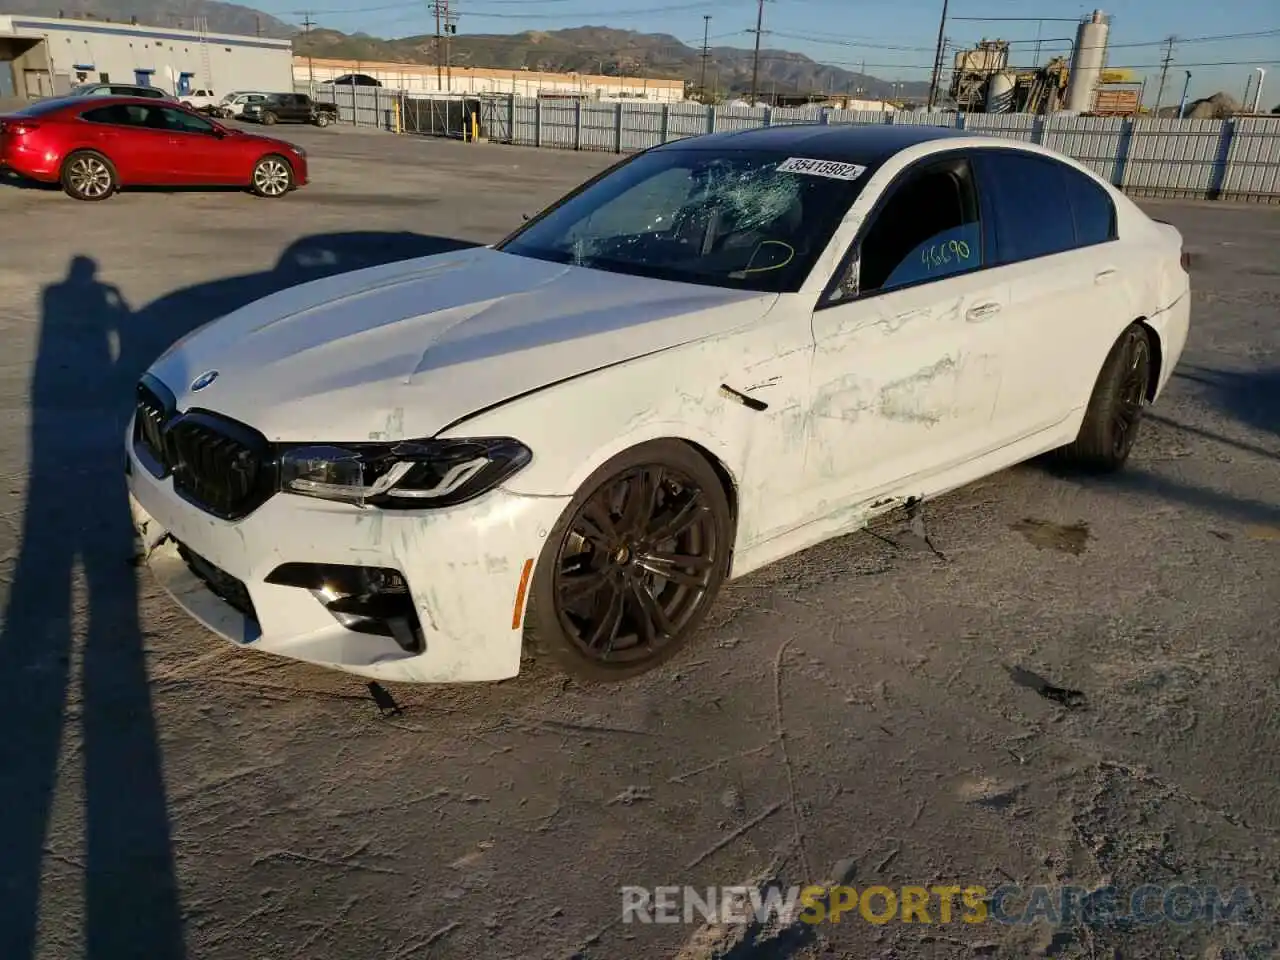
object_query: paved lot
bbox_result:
[0,124,1277,960]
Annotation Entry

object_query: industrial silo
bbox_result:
[1065,10,1110,113]
[986,71,1017,112]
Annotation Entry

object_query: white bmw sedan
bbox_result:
[127,124,1190,684]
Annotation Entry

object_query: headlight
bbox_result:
[277,438,532,509]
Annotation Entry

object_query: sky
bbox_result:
[262,0,1280,104]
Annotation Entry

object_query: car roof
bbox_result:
[38,95,192,112]
[654,123,974,165]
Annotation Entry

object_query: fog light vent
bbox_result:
[266,562,423,653]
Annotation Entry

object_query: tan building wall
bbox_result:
[294,56,686,102]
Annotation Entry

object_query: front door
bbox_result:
[154,106,227,182]
[805,153,1007,514]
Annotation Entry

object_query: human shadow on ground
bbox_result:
[0,231,476,959]
[1171,364,1280,449]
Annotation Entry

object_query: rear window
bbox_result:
[14,98,76,117]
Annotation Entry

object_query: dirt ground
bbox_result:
[0,124,1277,960]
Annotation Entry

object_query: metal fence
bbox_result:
[299,86,1280,203]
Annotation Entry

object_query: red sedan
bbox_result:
[0,95,309,201]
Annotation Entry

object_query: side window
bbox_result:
[976,151,1076,263]
[857,157,984,295]
[81,104,147,126]
[1062,166,1117,246]
[161,108,214,134]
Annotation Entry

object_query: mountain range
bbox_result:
[13,0,932,99]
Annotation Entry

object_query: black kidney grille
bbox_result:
[134,382,172,475]
[132,377,274,520]
[168,415,271,519]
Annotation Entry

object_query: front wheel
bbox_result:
[313,113,331,127]
[250,155,293,198]
[60,150,116,201]
[525,440,732,682]
[1056,323,1153,472]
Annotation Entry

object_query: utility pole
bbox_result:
[1153,35,1175,116]
[431,0,444,91]
[699,15,711,103]
[748,0,765,105]
[927,0,948,111]
[302,12,315,86]
[1176,70,1191,118]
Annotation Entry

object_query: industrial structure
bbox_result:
[947,9,1140,116]
[295,57,686,102]
[0,13,293,99]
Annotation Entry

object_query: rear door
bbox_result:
[971,149,1136,439]
[78,103,171,183]
[288,95,313,121]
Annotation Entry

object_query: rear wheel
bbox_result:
[1057,323,1153,472]
[60,150,116,201]
[260,110,278,126]
[525,440,732,682]
[250,155,293,198]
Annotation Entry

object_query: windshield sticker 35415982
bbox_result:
[775,157,868,180]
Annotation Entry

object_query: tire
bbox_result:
[525,440,733,682]
[314,113,331,127]
[261,111,277,126]
[1056,323,1153,472]
[250,154,293,198]
[60,150,117,201]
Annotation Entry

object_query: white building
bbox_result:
[0,14,293,99]
[296,56,687,103]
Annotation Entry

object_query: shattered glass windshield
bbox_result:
[497,148,870,293]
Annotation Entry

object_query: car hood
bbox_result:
[148,247,775,442]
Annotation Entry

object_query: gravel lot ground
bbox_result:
[0,122,1277,960]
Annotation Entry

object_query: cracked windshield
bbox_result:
[498,149,868,292]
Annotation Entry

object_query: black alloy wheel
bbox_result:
[1111,327,1151,460]
[1058,322,1154,472]
[528,440,732,681]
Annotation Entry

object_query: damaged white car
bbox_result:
[127,124,1190,683]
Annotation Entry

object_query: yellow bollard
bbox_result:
[471,110,478,143]
[393,100,402,134]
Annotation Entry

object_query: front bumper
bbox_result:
[126,428,570,682]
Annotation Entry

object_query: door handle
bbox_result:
[965,301,1002,322]
[1095,268,1119,284]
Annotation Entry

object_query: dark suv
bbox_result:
[241,93,340,127]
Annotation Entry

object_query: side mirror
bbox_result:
[211,127,226,138]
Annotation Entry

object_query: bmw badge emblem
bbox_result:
[190,370,219,392]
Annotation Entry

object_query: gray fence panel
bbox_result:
[771,106,823,125]
[580,102,618,151]
[538,99,578,149]
[1125,118,1226,198]
[890,111,953,128]
[667,103,709,140]
[713,107,767,132]
[1221,116,1280,202]
[620,103,665,151]
[1040,115,1127,183]
[512,98,538,145]
[961,113,1037,141]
